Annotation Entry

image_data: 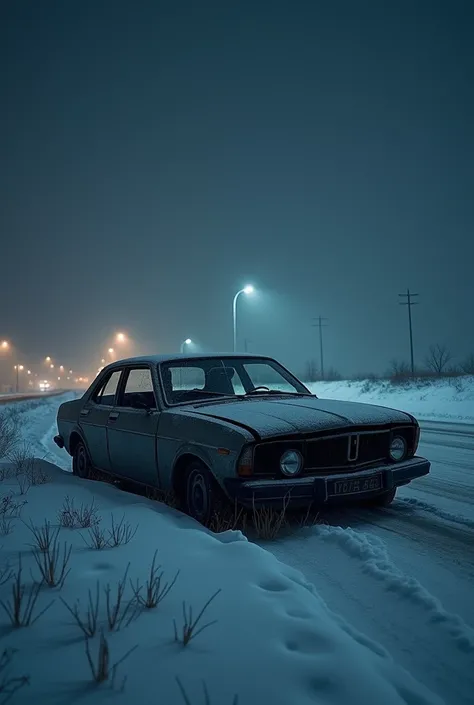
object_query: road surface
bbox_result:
[267,421,474,705]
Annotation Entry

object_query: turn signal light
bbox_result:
[237,445,254,477]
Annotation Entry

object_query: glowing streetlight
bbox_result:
[233,286,255,352]
[1,340,9,350]
[69,369,73,374]
[108,348,114,355]
[50,364,54,369]
[101,358,105,364]
[115,332,127,343]
[14,364,24,393]
[45,356,51,362]
[59,365,64,371]
[180,338,192,353]
[27,370,31,375]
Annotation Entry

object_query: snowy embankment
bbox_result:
[0,398,443,704]
[308,376,474,423]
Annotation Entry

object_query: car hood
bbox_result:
[189,396,413,439]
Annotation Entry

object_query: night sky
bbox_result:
[1,0,473,377]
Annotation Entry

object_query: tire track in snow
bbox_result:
[316,524,474,653]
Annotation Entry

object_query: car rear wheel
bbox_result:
[368,487,397,507]
[184,462,222,526]
[73,441,92,480]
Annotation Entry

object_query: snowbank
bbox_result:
[308,377,474,423]
[0,463,442,705]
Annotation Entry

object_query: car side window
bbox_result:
[118,368,156,409]
[93,370,122,406]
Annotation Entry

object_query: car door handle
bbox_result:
[80,409,90,417]
[108,412,119,422]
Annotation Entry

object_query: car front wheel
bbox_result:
[185,462,221,526]
[73,441,92,480]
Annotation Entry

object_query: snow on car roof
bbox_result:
[108,352,274,366]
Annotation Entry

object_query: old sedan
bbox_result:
[54,354,430,524]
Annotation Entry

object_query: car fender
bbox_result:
[171,442,237,495]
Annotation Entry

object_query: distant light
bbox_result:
[59,365,64,371]
[116,332,126,343]
[69,369,73,374]
[27,370,31,374]
[45,356,51,362]
[18,365,24,371]
[108,348,114,354]
[101,358,105,364]
[243,285,254,295]
[1,340,9,350]
[185,338,192,345]
[50,364,54,369]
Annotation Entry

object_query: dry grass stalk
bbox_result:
[84,631,137,686]
[130,550,179,609]
[104,565,138,631]
[107,514,138,547]
[0,555,54,627]
[0,648,30,702]
[60,582,100,637]
[0,563,13,586]
[0,495,26,519]
[251,493,290,540]
[208,500,246,534]
[25,519,56,552]
[32,531,72,588]
[81,524,109,550]
[146,486,179,508]
[0,517,14,537]
[0,413,21,462]
[58,496,100,529]
[175,677,239,705]
[173,589,221,646]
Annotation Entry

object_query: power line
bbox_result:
[312,316,329,380]
[398,289,419,376]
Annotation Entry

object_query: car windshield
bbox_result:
[159,357,311,405]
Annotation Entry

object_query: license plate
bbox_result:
[327,474,382,497]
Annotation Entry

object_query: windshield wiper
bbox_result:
[242,389,310,397]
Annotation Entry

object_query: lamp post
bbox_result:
[14,364,24,393]
[232,286,254,352]
[180,338,192,354]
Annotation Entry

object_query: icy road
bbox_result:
[17,395,474,705]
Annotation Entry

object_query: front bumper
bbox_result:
[53,435,64,449]
[225,456,430,507]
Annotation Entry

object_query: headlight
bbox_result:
[280,449,303,476]
[389,436,407,462]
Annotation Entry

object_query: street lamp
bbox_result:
[232,286,254,352]
[180,338,192,353]
[116,332,127,344]
[1,341,9,350]
[14,364,24,393]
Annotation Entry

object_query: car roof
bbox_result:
[107,352,275,367]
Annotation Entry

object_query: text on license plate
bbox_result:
[328,474,382,496]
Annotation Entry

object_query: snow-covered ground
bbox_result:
[1,390,473,704]
[308,376,474,423]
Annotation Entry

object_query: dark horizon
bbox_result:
[1,1,473,379]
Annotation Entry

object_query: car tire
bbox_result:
[184,462,222,526]
[73,441,92,480]
[368,487,397,507]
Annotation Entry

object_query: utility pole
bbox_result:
[398,289,419,376]
[244,339,252,353]
[312,316,328,380]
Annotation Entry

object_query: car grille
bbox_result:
[252,426,417,478]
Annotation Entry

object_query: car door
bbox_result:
[106,366,161,486]
[79,368,123,472]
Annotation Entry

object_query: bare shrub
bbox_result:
[84,631,137,686]
[388,359,411,384]
[107,514,138,547]
[425,344,453,377]
[251,494,289,540]
[173,589,221,646]
[460,353,474,375]
[305,360,319,383]
[0,466,13,482]
[32,530,72,588]
[0,648,30,702]
[104,565,138,631]
[0,495,26,519]
[81,524,109,550]
[325,367,342,382]
[0,555,54,627]
[0,413,20,461]
[25,519,56,553]
[130,550,179,609]
[175,677,239,705]
[60,582,100,637]
[58,496,100,529]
